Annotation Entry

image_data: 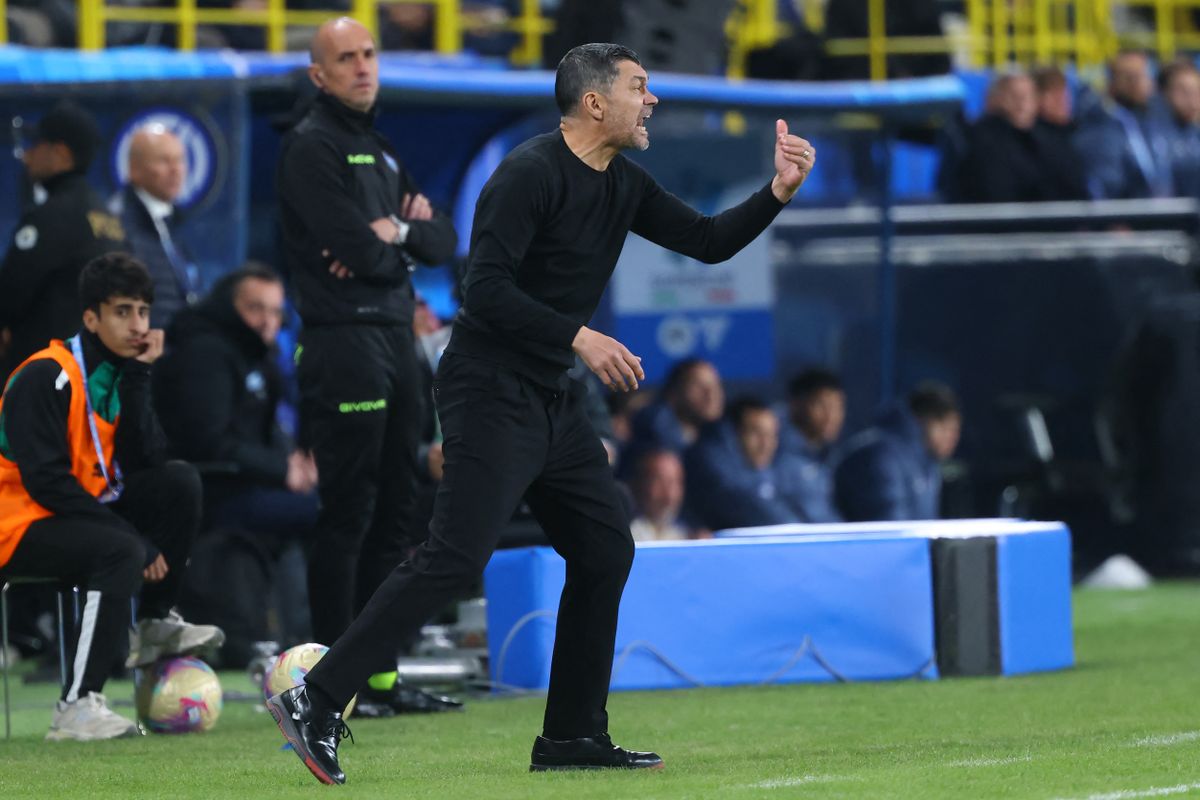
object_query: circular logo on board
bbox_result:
[111,109,219,210]
[656,314,697,358]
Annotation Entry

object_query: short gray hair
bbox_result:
[554,43,641,116]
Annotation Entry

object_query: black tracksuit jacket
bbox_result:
[0,331,166,537]
[153,274,291,490]
[276,92,457,328]
[0,172,126,379]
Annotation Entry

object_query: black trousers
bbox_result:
[297,324,423,672]
[307,354,634,738]
[4,461,201,701]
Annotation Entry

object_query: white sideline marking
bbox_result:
[947,755,1033,768]
[1054,781,1200,800]
[751,775,843,789]
[1130,732,1200,748]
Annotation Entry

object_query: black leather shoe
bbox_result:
[530,733,664,771]
[348,698,396,719]
[363,684,464,714]
[266,686,353,785]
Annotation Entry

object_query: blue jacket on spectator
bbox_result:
[619,401,717,479]
[1163,113,1200,199]
[630,401,691,453]
[833,406,941,522]
[1073,96,1174,200]
[684,423,839,530]
[775,409,843,524]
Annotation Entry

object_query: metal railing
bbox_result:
[728,0,1200,81]
[67,0,544,62]
[0,1,1195,79]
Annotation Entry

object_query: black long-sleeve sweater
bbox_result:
[447,130,787,388]
[0,330,167,533]
[277,92,458,327]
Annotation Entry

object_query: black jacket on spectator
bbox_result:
[154,274,290,498]
[276,92,457,328]
[109,184,199,331]
[0,171,126,381]
[1032,119,1089,202]
[957,114,1087,203]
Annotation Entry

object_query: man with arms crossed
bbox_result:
[268,42,815,784]
[277,17,460,717]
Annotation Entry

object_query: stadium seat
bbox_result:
[0,576,73,739]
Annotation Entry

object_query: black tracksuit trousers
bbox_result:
[4,462,201,701]
[298,324,423,675]
[306,354,634,738]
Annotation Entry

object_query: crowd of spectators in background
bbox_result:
[612,359,961,542]
[946,53,1200,205]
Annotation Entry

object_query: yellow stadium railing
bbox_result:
[0,0,1192,80]
[729,0,1200,81]
[77,0,381,52]
[727,0,782,79]
[70,0,546,61]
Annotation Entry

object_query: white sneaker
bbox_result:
[45,692,140,741]
[126,610,225,668]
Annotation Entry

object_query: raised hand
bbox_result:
[771,119,815,203]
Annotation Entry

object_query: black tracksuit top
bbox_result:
[0,172,126,377]
[447,130,787,388]
[277,92,457,327]
[154,275,291,487]
[0,331,165,535]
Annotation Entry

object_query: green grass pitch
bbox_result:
[1,583,1198,799]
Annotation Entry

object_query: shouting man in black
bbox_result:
[267,42,816,785]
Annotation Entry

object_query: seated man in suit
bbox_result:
[109,124,200,329]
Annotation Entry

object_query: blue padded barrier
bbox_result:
[723,519,1076,678]
[486,519,1073,691]
[995,525,1074,675]
[486,535,937,691]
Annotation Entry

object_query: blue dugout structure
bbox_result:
[0,46,964,408]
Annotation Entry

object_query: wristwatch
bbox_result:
[388,214,410,245]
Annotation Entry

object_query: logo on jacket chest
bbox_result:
[245,370,266,398]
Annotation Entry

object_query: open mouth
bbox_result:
[637,114,651,134]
